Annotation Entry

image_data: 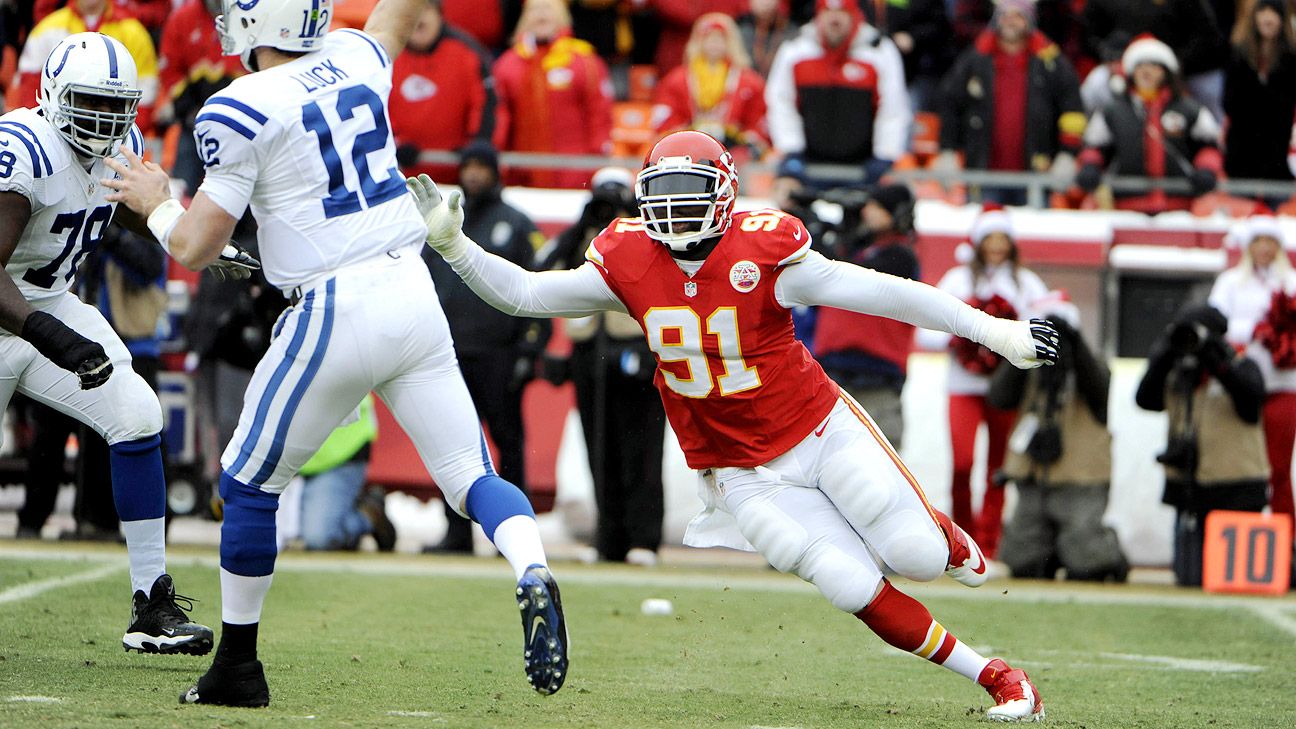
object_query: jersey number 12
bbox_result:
[302,85,405,219]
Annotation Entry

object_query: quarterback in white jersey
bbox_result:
[0,33,214,656]
[104,0,568,707]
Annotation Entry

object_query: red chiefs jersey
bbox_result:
[586,209,840,469]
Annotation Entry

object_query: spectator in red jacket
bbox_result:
[493,0,615,188]
[1075,36,1224,213]
[390,0,496,182]
[642,0,748,78]
[441,0,519,55]
[651,13,768,156]
[157,0,245,195]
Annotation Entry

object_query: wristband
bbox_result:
[146,198,186,254]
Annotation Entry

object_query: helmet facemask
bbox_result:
[51,84,141,157]
[637,158,734,252]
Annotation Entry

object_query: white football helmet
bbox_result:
[38,32,142,158]
[217,0,333,71]
[636,131,738,253]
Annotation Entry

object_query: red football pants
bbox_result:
[948,394,1016,557]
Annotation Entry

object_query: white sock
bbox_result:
[220,568,275,624]
[944,642,992,683]
[121,517,166,594]
[491,515,548,580]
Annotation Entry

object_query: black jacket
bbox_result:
[939,31,1084,170]
[1223,46,1296,181]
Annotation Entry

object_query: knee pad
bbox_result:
[799,540,883,612]
[219,473,280,577]
[878,528,947,583]
[735,499,809,574]
[102,370,163,443]
[819,450,894,531]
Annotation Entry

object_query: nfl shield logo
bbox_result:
[684,281,697,298]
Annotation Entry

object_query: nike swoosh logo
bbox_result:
[527,614,546,645]
[793,227,804,241]
[814,418,830,437]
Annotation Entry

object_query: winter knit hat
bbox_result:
[815,0,863,19]
[1229,203,1291,250]
[871,184,914,218]
[993,0,1037,28]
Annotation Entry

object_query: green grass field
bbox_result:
[2,544,1295,729]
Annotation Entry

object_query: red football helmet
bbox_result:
[636,131,738,252]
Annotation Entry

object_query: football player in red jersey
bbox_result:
[409,131,1057,722]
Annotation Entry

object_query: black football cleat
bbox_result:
[180,658,270,707]
[517,564,568,695]
[123,574,213,656]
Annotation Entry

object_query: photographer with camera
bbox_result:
[538,167,667,567]
[1135,304,1269,587]
[989,293,1129,582]
[812,184,920,447]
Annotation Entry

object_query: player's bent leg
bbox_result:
[855,580,1044,722]
[183,472,278,707]
[378,357,566,695]
[731,482,884,613]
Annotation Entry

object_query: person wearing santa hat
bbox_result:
[988,290,1130,582]
[1208,209,1296,561]
[918,205,1049,557]
[1075,35,1224,213]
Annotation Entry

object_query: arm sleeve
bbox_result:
[775,251,997,343]
[1071,334,1111,423]
[0,133,38,205]
[1134,346,1174,412]
[444,236,626,317]
[1218,354,1266,424]
[986,361,1029,410]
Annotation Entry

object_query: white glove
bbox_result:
[405,173,469,259]
[209,243,260,281]
[982,317,1060,370]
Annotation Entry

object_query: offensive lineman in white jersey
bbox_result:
[0,32,232,656]
[104,0,569,707]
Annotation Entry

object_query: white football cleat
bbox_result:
[979,658,1045,722]
[935,510,988,587]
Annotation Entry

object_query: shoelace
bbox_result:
[157,591,199,619]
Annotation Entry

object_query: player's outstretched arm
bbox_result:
[0,192,112,389]
[364,0,428,60]
[407,174,624,317]
[777,251,1059,369]
[102,149,259,280]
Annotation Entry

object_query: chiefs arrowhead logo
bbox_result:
[729,260,760,293]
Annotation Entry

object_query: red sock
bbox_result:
[855,580,989,680]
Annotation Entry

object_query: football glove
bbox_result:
[405,173,469,259]
[209,243,260,281]
[984,317,1060,370]
[21,311,114,389]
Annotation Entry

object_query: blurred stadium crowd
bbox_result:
[0,0,1294,586]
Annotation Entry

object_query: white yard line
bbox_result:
[4,545,1295,616]
[0,561,123,606]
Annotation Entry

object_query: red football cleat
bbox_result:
[934,509,987,587]
[978,658,1044,722]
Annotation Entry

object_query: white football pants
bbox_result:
[221,246,493,513]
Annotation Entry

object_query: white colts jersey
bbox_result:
[193,29,426,291]
[0,107,143,303]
